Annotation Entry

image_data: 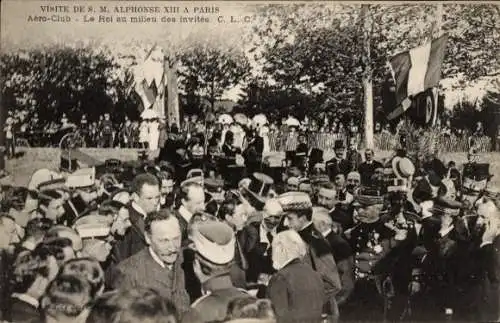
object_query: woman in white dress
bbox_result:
[148,118,160,150]
[139,120,149,149]
[259,125,270,154]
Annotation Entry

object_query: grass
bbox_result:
[3,148,499,188]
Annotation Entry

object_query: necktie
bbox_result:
[267,232,274,245]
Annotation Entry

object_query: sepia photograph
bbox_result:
[0,1,499,322]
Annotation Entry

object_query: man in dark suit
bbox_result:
[111,173,160,264]
[312,206,355,306]
[326,140,350,182]
[475,216,500,323]
[358,149,384,185]
[173,180,205,302]
[312,207,354,306]
[243,128,264,175]
[174,181,205,242]
[239,198,283,284]
[8,247,59,323]
[109,210,190,316]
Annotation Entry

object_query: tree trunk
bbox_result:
[0,90,5,172]
[362,4,374,149]
[166,60,180,128]
[210,80,215,112]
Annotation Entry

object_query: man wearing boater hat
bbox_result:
[181,221,250,323]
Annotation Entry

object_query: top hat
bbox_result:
[241,173,274,210]
[334,140,345,150]
[392,157,415,180]
[309,148,324,164]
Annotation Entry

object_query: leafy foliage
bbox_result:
[178,45,251,112]
[0,46,136,122]
[244,3,499,119]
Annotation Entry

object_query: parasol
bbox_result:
[141,109,158,120]
[284,117,300,127]
[233,113,249,125]
[252,114,268,127]
[218,114,233,124]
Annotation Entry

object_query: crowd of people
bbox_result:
[0,112,499,323]
[3,108,489,154]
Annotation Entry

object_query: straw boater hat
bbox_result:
[190,221,235,266]
[277,191,313,213]
[310,174,330,186]
[392,157,415,180]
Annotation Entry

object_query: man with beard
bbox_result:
[312,207,355,307]
[109,210,189,316]
[358,149,384,186]
[326,140,350,182]
[240,198,283,286]
[60,167,99,226]
[346,171,361,195]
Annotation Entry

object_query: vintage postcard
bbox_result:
[0,1,499,322]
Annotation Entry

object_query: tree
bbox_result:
[0,46,133,123]
[248,3,499,121]
[178,45,250,112]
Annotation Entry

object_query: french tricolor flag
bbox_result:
[387,35,448,121]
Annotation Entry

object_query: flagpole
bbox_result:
[429,3,444,127]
